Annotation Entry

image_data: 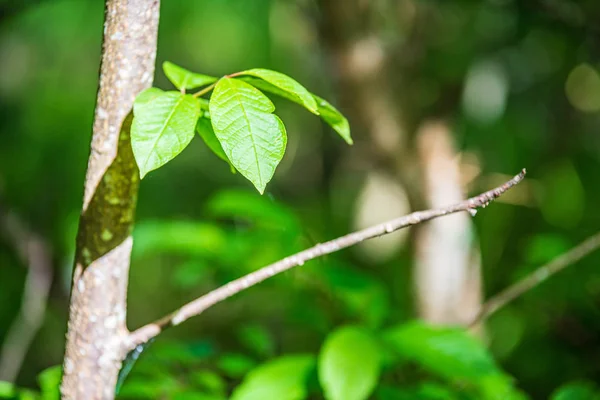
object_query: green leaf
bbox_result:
[0,381,15,398]
[319,326,381,400]
[189,369,226,396]
[217,353,258,379]
[313,95,352,145]
[237,69,319,114]
[551,381,600,400]
[230,355,316,400]
[131,88,200,178]
[240,77,352,145]
[163,61,218,90]
[196,116,235,172]
[384,321,501,382]
[37,365,62,400]
[209,78,287,194]
[133,220,227,258]
[237,324,275,358]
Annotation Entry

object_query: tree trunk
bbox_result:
[60,1,159,398]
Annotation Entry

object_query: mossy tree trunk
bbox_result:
[60,1,160,398]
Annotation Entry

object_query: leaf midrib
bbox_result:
[143,94,186,171]
[229,82,264,187]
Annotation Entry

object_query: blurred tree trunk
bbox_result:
[60,1,159,399]
[315,0,482,326]
[415,121,482,326]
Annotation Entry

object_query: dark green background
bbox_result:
[1,0,600,398]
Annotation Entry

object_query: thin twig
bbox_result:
[470,231,600,327]
[126,169,526,349]
[0,203,53,382]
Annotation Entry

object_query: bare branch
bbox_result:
[127,169,526,349]
[0,203,52,383]
[470,231,600,327]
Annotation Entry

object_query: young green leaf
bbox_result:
[237,69,319,114]
[240,77,352,145]
[313,95,352,145]
[230,355,316,400]
[318,326,382,400]
[163,61,218,90]
[209,78,287,194]
[131,88,200,178]
[196,116,235,172]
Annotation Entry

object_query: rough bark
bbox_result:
[61,1,160,399]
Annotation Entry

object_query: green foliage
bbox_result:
[209,77,287,193]
[383,321,520,399]
[384,321,500,381]
[130,62,352,192]
[0,381,15,399]
[237,69,319,114]
[551,382,600,400]
[217,353,258,379]
[131,88,200,178]
[37,365,62,400]
[163,61,218,90]
[318,326,382,400]
[230,354,316,400]
[239,77,352,144]
[196,115,235,171]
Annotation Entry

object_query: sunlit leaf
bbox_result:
[313,95,352,145]
[196,116,235,172]
[240,77,352,144]
[37,365,61,400]
[237,69,319,114]
[132,88,200,178]
[230,355,316,400]
[319,326,381,400]
[209,78,287,193]
[163,61,218,90]
[0,382,15,398]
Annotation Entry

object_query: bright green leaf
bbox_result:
[131,88,200,178]
[240,77,352,145]
[209,78,287,194]
[313,95,352,144]
[163,61,218,90]
[384,321,500,382]
[230,355,316,400]
[37,365,61,400]
[319,326,381,400]
[237,69,319,114]
[551,381,600,400]
[196,116,235,172]
[0,381,15,398]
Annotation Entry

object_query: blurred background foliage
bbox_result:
[1,0,600,399]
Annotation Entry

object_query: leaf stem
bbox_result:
[192,82,217,98]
